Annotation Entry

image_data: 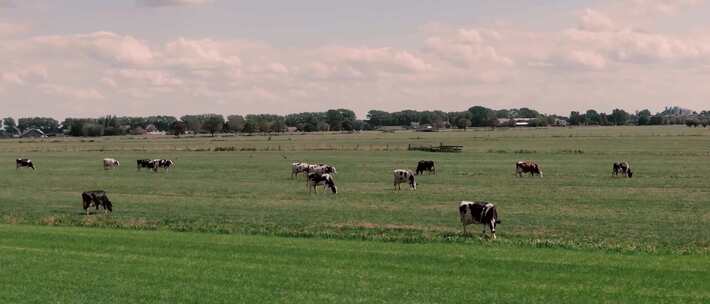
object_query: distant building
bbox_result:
[145,124,158,133]
[416,124,436,132]
[497,118,537,127]
[20,129,46,138]
[286,127,298,133]
[554,118,568,127]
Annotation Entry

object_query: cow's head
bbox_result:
[104,198,113,213]
[325,176,337,193]
[409,174,416,190]
[627,169,633,178]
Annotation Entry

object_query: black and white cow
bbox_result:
[103,158,120,170]
[415,160,435,175]
[291,162,309,178]
[311,164,337,175]
[516,161,543,178]
[154,159,175,172]
[613,161,633,178]
[81,190,113,215]
[137,159,154,171]
[307,172,337,194]
[459,201,501,239]
[16,158,35,170]
[393,169,416,190]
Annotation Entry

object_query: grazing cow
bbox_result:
[137,159,153,171]
[154,159,175,172]
[103,158,120,170]
[307,173,337,194]
[415,160,435,175]
[393,169,416,190]
[291,162,309,178]
[81,190,113,215]
[515,161,543,177]
[459,201,501,239]
[16,158,35,170]
[311,164,337,175]
[613,162,633,178]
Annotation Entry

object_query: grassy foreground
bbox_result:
[0,225,708,304]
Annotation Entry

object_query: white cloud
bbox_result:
[0,22,29,36]
[425,28,514,68]
[1,65,47,86]
[38,84,104,100]
[33,31,154,65]
[161,38,241,69]
[578,9,616,32]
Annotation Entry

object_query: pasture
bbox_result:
[1,126,709,302]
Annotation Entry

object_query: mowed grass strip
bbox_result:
[0,225,708,304]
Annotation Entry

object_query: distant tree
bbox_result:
[637,109,652,126]
[366,110,394,127]
[271,118,287,133]
[649,115,664,125]
[456,117,472,130]
[351,120,366,131]
[568,111,582,126]
[495,109,511,118]
[180,115,204,133]
[3,117,17,133]
[171,121,186,137]
[202,114,225,136]
[316,121,330,131]
[17,117,59,133]
[242,121,256,133]
[226,115,246,133]
[686,119,700,127]
[82,123,104,137]
[599,113,610,126]
[610,109,629,125]
[517,107,540,118]
[468,106,497,127]
[585,110,601,125]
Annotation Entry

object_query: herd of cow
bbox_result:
[14,156,634,239]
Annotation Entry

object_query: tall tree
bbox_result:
[202,114,225,136]
[585,110,601,125]
[171,121,186,137]
[3,117,16,133]
[468,106,496,127]
[610,109,629,125]
[180,115,204,133]
[569,111,583,126]
[226,115,246,132]
[637,109,652,125]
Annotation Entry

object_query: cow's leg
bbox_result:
[462,223,467,235]
[490,221,497,240]
[481,224,487,238]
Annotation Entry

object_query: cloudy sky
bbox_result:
[1,0,710,119]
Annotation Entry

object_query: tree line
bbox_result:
[2,106,709,137]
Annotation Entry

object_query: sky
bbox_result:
[1,0,710,119]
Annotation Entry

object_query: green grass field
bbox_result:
[1,225,708,303]
[1,126,709,302]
